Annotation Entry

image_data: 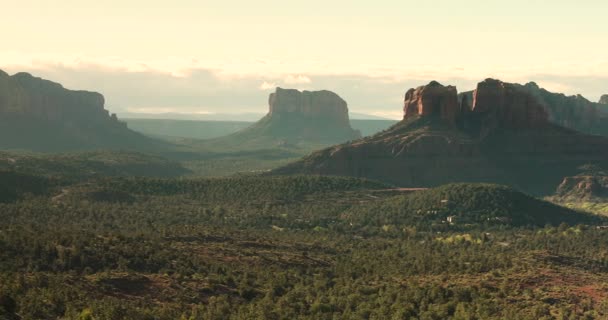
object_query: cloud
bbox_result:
[259,81,276,90]
[283,75,311,84]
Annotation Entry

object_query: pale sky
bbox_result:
[2,0,607,119]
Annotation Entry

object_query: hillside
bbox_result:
[347,183,602,228]
[3,174,608,319]
[0,150,189,181]
[198,88,361,151]
[274,79,608,195]
[0,70,169,152]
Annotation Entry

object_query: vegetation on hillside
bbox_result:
[2,169,608,319]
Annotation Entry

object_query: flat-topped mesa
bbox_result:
[269,87,350,126]
[403,81,460,123]
[600,95,608,105]
[472,78,549,129]
[0,71,118,125]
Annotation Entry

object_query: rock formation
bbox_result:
[522,82,608,136]
[600,95,608,105]
[555,175,608,201]
[404,79,551,133]
[0,71,122,125]
[207,87,361,149]
[472,79,549,131]
[273,79,608,195]
[0,70,163,151]
[403,81,460,124]
[459,81,608,137]
[269,88,350,127]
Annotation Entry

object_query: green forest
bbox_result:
[1,171,608,319]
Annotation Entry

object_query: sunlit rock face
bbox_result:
[403,81,460,125]
[273,79,608,195]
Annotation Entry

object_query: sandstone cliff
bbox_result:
[403,81,460,124]
[0,70,163,151]
[205,87,361,150]
[459,82,608,137]
[273,79,608,195]
[269,88,350,127]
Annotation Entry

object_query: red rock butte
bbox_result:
[403,79,550,130]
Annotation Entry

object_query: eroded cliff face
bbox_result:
[403,79,551,133]
[403,81,460,124]
[458,83,608,137]
[555,175,608,201]
[0,70,161,151]
[218,87,361,147]
[521,82,608,136]
[273,79,608,195]
[472,79,549,131]
[269,87,351,127]
[0,71,122,126]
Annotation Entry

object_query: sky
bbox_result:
[1,0,608,119]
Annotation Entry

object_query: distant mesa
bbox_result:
[269,87,351,126]
[273,79,608,195]
[0,70,164,152]
[203,87,361,149]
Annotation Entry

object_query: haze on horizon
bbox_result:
[2,0,607,119]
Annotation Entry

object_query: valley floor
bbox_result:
[1,176,608,319]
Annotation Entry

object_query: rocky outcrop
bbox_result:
[472,79,549,135]
[459,83,608,137]
[210,88,360,149]
[403,79,550,133]
[600,95,608,105]
[273,79,608,195]
[269,88,350,127]
[0,71,123,126]
[403,81,460,124]
[0,70,163,151]
[555,175,608,201]
[521,82,608,136]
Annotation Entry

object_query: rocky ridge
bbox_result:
[0,70,163,151]
[273,79,608,195]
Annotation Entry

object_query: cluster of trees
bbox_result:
[2,174,608,318]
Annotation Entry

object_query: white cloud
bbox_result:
[259,81,276,90]
[283,75,311,84]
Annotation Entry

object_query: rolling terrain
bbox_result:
[2,171,608,319]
